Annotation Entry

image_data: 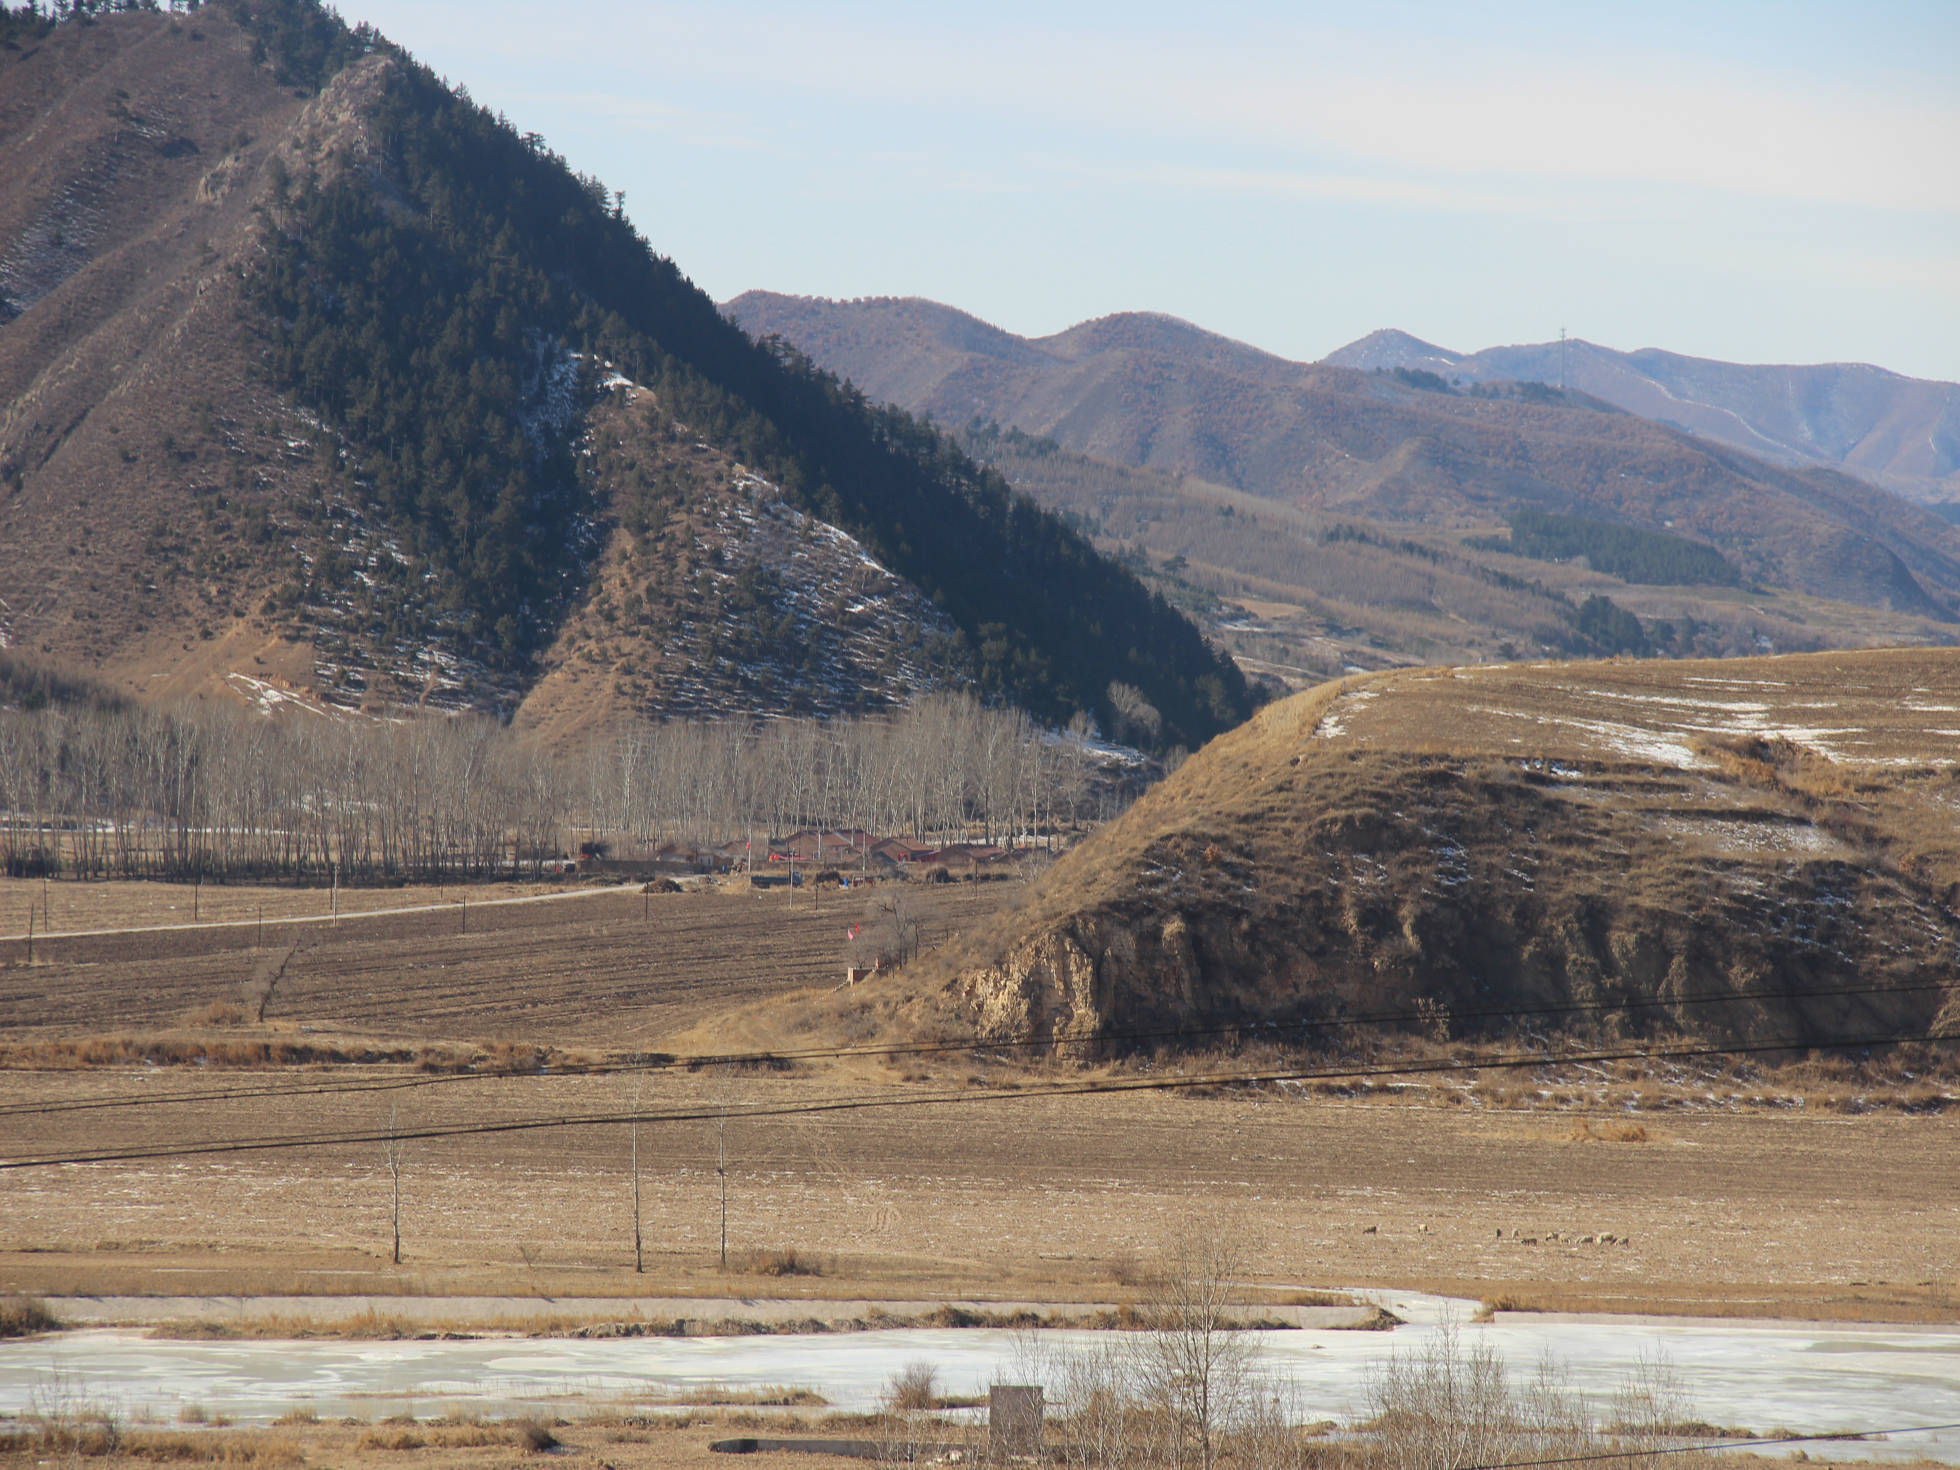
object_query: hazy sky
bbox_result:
[351,1,1960,380]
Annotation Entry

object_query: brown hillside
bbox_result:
[724,293,1960,621]
[0,12,327,703]
[0,16,965,729]
[971,429,1957,687]
[0,18,523,715]
[1326,328,1960,505]
[512,386,959,747]
[781,649,1960,1055]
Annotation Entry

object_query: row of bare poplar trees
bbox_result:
[0,694,1107,884]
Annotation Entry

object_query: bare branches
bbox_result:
[0,694,1117,886]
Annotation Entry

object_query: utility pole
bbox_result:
[631,1080,644,1273]
[716,1106,729,1271]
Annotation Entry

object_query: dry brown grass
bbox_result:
[732,1248,822,1278]
[1567,1118,1651,1143]
[0,1425,304,1467]
[0,1033,436,1070]
[0,1294,56,1336]
[351,1419,559,1454]
[668,1386,828,1408]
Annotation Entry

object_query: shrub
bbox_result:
[514,1421,559,1453]
[884,1360,940,1412]
[736,1247,820,1278]
[0,1295,57,1337]
[356,1425,424,1451]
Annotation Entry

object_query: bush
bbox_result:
[883,1360,940,1412]
[0,1295,57,1337]
[735,1248,820,1278]
[514,1421,559,1453]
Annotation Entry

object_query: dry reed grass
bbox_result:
[1567,1118,1651,1143]
[732,1247,821,1278]
[0,1425,303,1467]
[0,1294,57,1336]
[668,1385,828,1407]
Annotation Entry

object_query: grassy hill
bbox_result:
[0,4,1248,749]
[759,648,1960,1057]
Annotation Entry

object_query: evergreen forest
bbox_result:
[1471,509,1742,587]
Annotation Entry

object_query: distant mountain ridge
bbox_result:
[724,292,1960,622]
[1324,329,1960,505]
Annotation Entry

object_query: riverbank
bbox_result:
[3,1302,1957,1466]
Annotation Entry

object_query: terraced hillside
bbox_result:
[811,649,1960,1054]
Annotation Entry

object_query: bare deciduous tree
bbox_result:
[847,888,920,972]
[1133,1221,1260,1470]
[0,693,1124,885]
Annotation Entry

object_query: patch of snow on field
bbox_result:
[1469,708,1707,768]
[1313,688,1375,740]
[1655,817,1839,857]
[1580,689,1773,715]
[1679,676,1791,688]
[225,674,351,722]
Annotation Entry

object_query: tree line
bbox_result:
[0,694,1110,884]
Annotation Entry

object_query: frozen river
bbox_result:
[3,1295,1956,1463]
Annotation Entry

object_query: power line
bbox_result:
[1,1027,1942,1172]
[1,977,1946,1121]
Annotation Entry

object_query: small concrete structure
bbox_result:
[989,1384,1044,1460]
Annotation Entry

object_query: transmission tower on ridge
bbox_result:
[1559,327,1568,392]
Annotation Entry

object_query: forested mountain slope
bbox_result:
[0,4,1248,750]
[725,293,1960,623]
[1327,329,1960,506]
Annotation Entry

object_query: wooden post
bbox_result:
[460,893,466,935]
[193,880,199,924]
[24,906,31,965]
[257,903,263,951]
[330,862,337,928]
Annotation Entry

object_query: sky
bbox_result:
[349,1,1960,380]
